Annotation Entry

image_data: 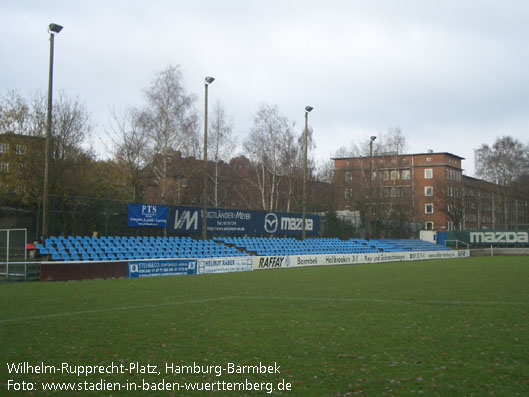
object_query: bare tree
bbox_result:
[108,107,149,201]
[137,65,197,203]
[475,136,528,186]
[243,104,296,211]
[0,90,31,135]
[475,136,529,226]
[433,177,465,230]
[48,92,92,162]
[208,100,234,207]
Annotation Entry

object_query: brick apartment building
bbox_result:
[333,151,528,233]
[0,133,44,205]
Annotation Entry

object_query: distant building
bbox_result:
[0,133,44,205]
[333,151,527,232]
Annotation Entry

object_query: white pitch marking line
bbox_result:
[237,296,527,306]
[2,295,526,324]
[0,296,237,324]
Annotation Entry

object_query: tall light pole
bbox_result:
[42,23,63,242]
[202,76,215,240]
[367,135,376,240]
[302,106,313,241]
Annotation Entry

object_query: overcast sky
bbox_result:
[2,0,529,176]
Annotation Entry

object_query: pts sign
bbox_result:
[470,231,528,244]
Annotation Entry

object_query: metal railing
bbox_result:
[0,261,40,281]
[445,239,470,250]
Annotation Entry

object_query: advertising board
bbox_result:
[167,206,320,236]
[197,258,253,274]
[447,230,529,247]
[252,250,469,270]
[127,259,196,278]
[128,204,169,228]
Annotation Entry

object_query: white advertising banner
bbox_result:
[197,257,253,274]
[252,250,470,270]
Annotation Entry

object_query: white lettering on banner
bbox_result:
[141,205,157,215]
[470,231,528,244]
[281,218,313,231]
[207,210,252,220]
[173,210,199,230]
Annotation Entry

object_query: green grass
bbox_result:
[1,256,528,396]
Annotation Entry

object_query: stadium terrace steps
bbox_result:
[37,236,452,262]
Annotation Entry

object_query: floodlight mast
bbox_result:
[302,106,313,240]
[367,135,377,240]
[202,76,215,240]
[42,23,63,242]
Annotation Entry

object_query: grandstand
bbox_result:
[36,236,451,262]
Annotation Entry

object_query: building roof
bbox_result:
[332,152,465,161]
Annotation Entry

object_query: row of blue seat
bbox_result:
[40,236,451,262]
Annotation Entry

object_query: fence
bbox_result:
[0,228,39,281]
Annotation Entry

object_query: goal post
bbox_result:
[0,228,29,280]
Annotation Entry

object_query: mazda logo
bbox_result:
[264,213,278,233]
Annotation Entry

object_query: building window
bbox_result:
[425,204,434,214]
[425,186,433,196]
[345,172,352,183]
[402,169,410,180]
[383,171,389,181]
[15,145,26,155]
[426,157,432,162]
[345,189,353,199]
[424,169,433,179]
[0,143,8,154]
[425,221,434,230]
[390,170,399,180]
[402,158,407,164]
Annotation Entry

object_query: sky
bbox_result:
[2,0,529,177]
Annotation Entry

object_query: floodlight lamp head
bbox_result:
[370,136,377,141]
[305,106,313,113]
[205,76,215,85]
[49,23,63,34]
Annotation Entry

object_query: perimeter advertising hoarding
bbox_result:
[252,249,470,270]
[127,259,196,278]
[197,258,253,274]
[446,230,529,247]
[167,206,320,236]
[126,257,253,278]
[128,203,169,227]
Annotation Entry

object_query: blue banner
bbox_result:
[127,259,197,278]
[254,211,320,236]
[128,203,169,227]
[167,206,319,236]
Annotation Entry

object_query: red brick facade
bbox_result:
[334,151,528,232]
[334,152,464,232]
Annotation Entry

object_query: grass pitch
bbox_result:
[1,256,528,396]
